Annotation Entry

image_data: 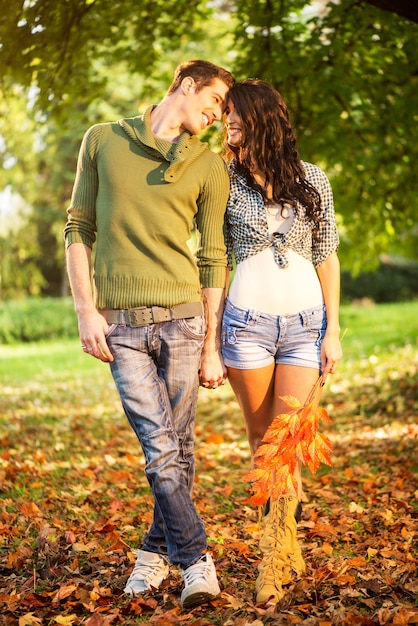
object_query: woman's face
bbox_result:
[224,99,243,147]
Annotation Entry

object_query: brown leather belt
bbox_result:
[99,302,203,327]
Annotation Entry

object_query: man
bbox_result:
[64,60,234,609]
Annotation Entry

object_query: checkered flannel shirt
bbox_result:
[225,160,339,270]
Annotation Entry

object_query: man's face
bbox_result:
[181,77,230,135]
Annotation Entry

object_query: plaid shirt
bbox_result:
[225,160,339,270]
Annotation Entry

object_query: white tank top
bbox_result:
[228,203,324,315]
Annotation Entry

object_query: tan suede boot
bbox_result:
[255,496,306,604]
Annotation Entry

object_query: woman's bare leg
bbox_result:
[273,364,321,498]
[227,363,320,498]
[228,363,320,603]
[227,364,276,460]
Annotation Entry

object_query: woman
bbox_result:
[222,79,342,604]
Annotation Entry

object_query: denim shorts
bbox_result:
[221,299,327,370]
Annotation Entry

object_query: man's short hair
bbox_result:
[167,59,235,95]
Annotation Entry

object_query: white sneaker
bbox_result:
[124,550,170,595]
[180,553,221,609]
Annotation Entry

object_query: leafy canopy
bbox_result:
[0,0,417,298]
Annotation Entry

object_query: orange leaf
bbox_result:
[20,502,42,518]
[52,584,78,603]
[270,467,298,498]
[273,451,298,474]
[253,441,284,467]
[249,480,272,501]
[317,406,332,423]
[307,432,332,474]
[260,424,288,448]
[244,467,271,483]
[245,490,270,506]
[300,403,320,434]
[244,376,333,504]
[295,440,309,465]
[278,394,302,409]
[287,409,302,436]
[245,469,272,504]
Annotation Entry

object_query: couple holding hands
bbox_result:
[64,59,341,608]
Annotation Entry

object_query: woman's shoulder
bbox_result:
[301,161,332,194]
[228,162,246,189]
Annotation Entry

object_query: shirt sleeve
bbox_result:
[309,165,339,267]
[63,124,103,248]
[195,155,229,288]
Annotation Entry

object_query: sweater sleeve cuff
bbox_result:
[200,266,227,289]
[64,232,95,249]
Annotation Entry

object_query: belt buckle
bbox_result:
[151,306,172,323]
[127,307,153,327]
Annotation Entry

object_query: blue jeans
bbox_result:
[222,299,326,370]
[106,316,207,568]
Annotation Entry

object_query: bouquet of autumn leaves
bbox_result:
[244,375,332,505]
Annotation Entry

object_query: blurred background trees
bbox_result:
[0,0,417,301]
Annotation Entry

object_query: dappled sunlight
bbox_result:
[330,419,417,445]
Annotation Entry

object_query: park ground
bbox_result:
[0,302,417,625]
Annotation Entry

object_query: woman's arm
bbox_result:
[316,251,343,380]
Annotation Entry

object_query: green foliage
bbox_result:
[341,258,418,303]
[0,0,417,298]
[0,297,78,344]
[230,0,418,269]
[0,0,213,118]
[0,0,235,300]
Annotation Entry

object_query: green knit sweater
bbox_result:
[64,106,229,309]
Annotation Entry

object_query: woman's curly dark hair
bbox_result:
[224,79,322,233]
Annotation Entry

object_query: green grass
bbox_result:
[0,296,78,344]
[339,301,418,359]
[0,338,113,384]
[1,301,416,385]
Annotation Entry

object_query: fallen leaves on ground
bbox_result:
[0,346,417,625]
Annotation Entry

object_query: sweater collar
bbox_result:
[118,106,208,183]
